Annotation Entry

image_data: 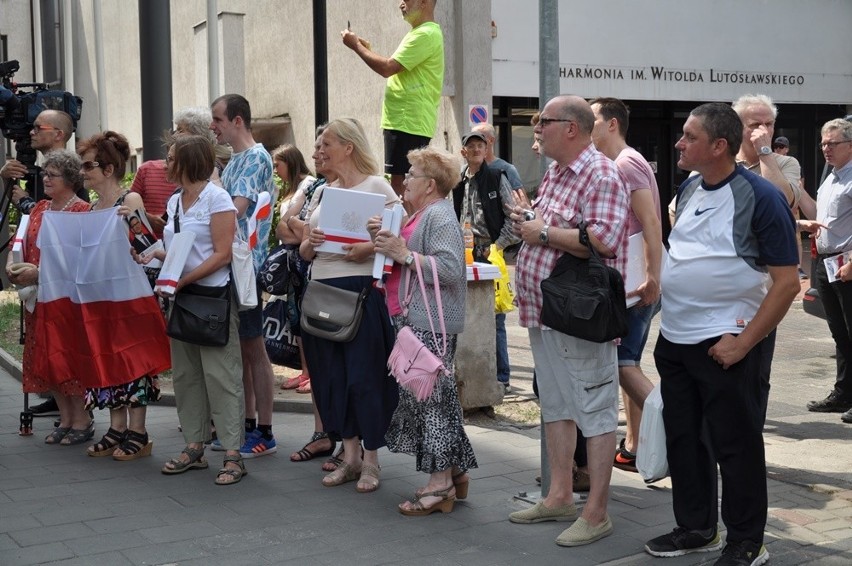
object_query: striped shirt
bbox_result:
[515,143,629,328]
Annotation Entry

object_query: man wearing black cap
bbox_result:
[452,131,519,393]
[773,136,790,156]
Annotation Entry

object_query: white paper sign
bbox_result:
[154,232,196,296]
[372,203,405,282]
[315,187,386,255]
[824,252,852,283]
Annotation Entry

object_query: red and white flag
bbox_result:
[246,191,272,249]
[34,209,171,388]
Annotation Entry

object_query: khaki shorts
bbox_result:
[529,327,619,437]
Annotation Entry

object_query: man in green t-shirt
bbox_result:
[341,0,444,199]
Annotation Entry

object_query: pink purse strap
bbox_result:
[401,253,447,358]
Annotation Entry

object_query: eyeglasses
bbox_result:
[820,140,852,150]
[81,160,101,171]
[404,172,431,182]
[538,117,573,127]
[42,171,63,180]
[31,124,59,134]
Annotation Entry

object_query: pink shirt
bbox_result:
[386,213,423,316]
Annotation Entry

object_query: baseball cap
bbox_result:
[462,132,488,146]
[773,136,790,148]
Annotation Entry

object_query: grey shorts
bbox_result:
[528,327,619,437]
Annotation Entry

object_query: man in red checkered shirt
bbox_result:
[508,95,629,548]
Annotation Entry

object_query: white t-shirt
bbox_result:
[163,182,238,287]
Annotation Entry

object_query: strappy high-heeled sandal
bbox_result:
[88,427,127,457]
[113,430,153,461]
[399,486,456,516]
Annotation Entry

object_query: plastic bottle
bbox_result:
[463,221,474,265]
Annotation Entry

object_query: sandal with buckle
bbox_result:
[290,431,335,462]
[416,471,469,500]
[162,445,208,474]
[45,426,71,445]
[113,430,153,461]
[399,486,456,516]
[60,421,95,446]
[215,454,247,486]
[356,463,381,493]
[88,427,127,457]
[322,462,361,487]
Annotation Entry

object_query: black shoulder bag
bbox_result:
[539,222,628,343]
[165,194,232,347]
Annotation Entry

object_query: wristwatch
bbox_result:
[758,145,772,156]
[404,252,415,266]
[539,225,550,244]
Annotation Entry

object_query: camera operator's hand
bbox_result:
[11,185,29,205]
[1,158,27,180]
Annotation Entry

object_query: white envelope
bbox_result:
[315,187,386,255]
[372,203,405,282]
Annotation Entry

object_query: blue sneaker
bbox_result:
[240,429,277,459]
[210,438,225,451]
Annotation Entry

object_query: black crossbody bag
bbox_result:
[165,194,231,347]
[540,222,628,343]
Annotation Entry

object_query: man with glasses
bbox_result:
[451,130,518,393]
[1,110,87,214]
[508,95,628,548]
[798,119,852,422]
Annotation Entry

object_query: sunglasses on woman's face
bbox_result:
[81,160,101,171]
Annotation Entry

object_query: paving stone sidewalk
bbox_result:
[1,361,850,565]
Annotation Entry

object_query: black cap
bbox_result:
[772,136,789,148]
[461,132,488,146]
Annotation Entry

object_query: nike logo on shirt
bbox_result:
[695,207,718,216]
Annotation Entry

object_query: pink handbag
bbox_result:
[387,253,447,402]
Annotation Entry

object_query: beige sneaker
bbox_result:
[555,516,613,547]
[509,502,578,524]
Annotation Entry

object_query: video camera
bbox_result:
[0,59,83,198]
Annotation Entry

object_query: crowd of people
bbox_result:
[3,0,851,564]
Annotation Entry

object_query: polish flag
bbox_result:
[246,191,272,249]
[33,209,171,388]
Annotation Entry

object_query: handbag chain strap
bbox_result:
[401,254,447,357]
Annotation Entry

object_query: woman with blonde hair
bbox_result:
[299,118,400,492]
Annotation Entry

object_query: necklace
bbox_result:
[51,196,79,211]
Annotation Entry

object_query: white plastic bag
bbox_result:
[637,383,669,483]
[231,237,258,311]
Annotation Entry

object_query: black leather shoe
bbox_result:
[30,397,60,417]
[842,408,852,423]
[807,391,852,413]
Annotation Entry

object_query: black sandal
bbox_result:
[113,430,153,461]
[88,427,127,457]
[290,431,335,462]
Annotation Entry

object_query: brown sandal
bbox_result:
[113,430,153,461]
[399,486,456,516]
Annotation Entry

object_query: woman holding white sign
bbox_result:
[299,118,400,493]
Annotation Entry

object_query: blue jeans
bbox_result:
[496,313,510,384]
